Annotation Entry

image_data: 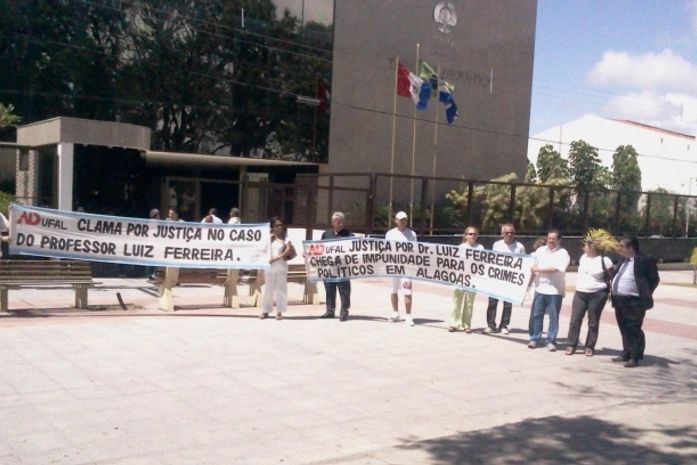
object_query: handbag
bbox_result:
[284,242,297,261]
[601,255,612,292]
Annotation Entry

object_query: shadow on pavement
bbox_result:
[399,415,697,465]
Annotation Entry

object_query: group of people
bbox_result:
[525,228,659,368]
[1,200,664,366]
[450,224,659,368]
[148,206,241,225]
[260,210,660,369]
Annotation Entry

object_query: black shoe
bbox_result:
[612,355,629,362]
[339,311,349,322]
[319,311,335,319]
[624,359,639,368]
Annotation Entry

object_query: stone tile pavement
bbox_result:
[1,271,696,464]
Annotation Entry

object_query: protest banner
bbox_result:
[9,204,270,269]
[303,237,534,304]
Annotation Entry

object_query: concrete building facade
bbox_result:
[328,0,537,199]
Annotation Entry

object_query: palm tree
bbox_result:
[0,103,21,128]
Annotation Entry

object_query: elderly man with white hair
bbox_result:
[319,211,354,321]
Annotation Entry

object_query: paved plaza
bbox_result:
[1,271,696,464]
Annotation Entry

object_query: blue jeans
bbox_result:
[529,292,563,345]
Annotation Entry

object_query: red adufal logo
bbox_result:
[307,244,325,256]
[17,211,41,225]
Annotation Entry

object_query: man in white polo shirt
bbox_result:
[485,223,526,334]
[386,211,417,326]
[528,229,570,351]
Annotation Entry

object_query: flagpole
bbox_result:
[409,43,420,227]
[389,57,399,221]
[430,64,440,235]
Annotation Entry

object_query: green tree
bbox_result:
[0,1,126,122]
[610,145,643,231]
[643,188,684,236]
[568,140,606,191]
[0,102,20,127]
[446,172,564,233]
[525,162,537,183]
[0,0,332,161]
[612,145,642,198]
[535,145,569,183]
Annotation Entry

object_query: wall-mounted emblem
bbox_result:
[434,1,457,34]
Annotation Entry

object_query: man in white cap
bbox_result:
[385,211,417,326]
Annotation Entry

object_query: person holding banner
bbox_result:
[319,212,354,321]
[485,223,526,335]
[386,211,417,326]
[448,227,484,333]
[261,217,293,320]
[528,229,570,351]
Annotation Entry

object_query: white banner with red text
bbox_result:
[303,237,534,304]
[9,204,270,269]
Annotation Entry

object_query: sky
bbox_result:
[530,0,697,136]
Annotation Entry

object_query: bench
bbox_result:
[247,264,319,306]
[156,263,318,311]
[156,268,249,312]
[0,259,99,312]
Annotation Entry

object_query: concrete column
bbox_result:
[57,142,74,211]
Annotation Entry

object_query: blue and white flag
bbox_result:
[438,83,459,124]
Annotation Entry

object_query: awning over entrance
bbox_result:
[143,150,321,169]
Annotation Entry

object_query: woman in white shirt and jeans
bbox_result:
[566,238,614,356]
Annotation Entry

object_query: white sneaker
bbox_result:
[501,327,510,335]
[483,327,493,334]
[388,311,400,322]
[406,315,415,327]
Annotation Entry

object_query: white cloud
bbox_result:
[587,49,697,94]
[602,91,697,134]
[586,48,697,133]
[588,49,697,94]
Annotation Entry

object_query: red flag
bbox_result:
[317,79,330,113]
[397,64,412,98]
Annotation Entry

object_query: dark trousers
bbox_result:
[486,297,512,329]
[567,290,608,349]
[612,296,646,361]
[325,280,351,313]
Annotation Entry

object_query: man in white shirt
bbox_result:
[610,235,659,367]
[528,229,570,351]
[485,223,526,335]
[201,208,223,224]
[385,211,417,326]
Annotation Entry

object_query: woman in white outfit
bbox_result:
[261,217,292,320]
[565,230,616,356]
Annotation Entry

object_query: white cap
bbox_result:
[395,211,408,220]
